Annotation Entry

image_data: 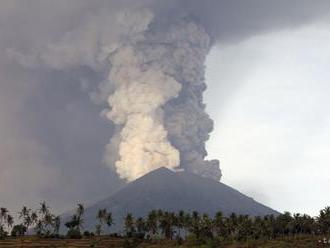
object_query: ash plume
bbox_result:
[104,16,221,181]
[10,7,222,181]
[6,0,330,183]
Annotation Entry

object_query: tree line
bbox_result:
[1,203,330,245]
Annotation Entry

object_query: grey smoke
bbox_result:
[8,5,223,181]
[1,0,330,210]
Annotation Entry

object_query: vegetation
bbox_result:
[64,203,84,239]
[95,208,113,236]
[0,203,330,247]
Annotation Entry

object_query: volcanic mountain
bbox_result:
[67,167,278,232]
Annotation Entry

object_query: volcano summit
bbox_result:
[71,167,278,232]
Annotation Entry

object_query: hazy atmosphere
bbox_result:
[206,23,330,216]
[1,0,330,218]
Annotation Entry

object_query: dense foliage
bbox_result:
[1,203,330,246]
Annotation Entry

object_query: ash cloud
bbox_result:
[1,0,330,209]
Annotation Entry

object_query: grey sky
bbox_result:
[1,1,330,215]
[206,22,330,216]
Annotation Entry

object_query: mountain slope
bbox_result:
[66,167,279,232]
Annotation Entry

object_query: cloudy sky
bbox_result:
[206,22,330,216]
[1,1,330,217]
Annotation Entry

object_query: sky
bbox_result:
[206,23,330,216]
[1,1,330,217]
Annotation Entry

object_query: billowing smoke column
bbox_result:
[105,46,181,181]
[7,0,330,183]
[102,13,221,181]
[9,7,221,182]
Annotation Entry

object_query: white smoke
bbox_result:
[105,46,181,181]
[8,8,222,182]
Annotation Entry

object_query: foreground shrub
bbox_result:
[11,224,27,237]
[66,229,82,239]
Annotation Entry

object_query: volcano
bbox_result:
[68,167,278,232]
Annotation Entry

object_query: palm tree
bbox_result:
[96,208,107,235]
[124,213,135,237]
[97,209,107,223]
[292,213,303,236]
[228,213,238,239]
[214,211,224,237]
[236,215,252,241]
[0,208,8,225]
[200,214,213,241]
[17,206,32,236]
[6,215,14,230]
[190,211,201,239]
[44,212,55,235]
[34,220,43,236]
[23,215,32,232]
[39,202,50,217]
[38,202,56,236]
[65,203,86,238]
[77,204,84,219]
[65,216,83,238]
[35,201,50,236]
[276,212,293,237]
[105,212,113,233]
[136,217,146,237]
[0,207,9,239]
[257,214,267,240]
[30,211,39,233]
[159,211,176,240]
[146,210,158,236]
[53,216,61,236]
[157,209,164,218]
[75,204,84,232]
[263,214,276,239]
[300,214,316,235]
[19,206,30,219]
[317,206,330,234]
[183,212,192,237]
[177,210,185,237]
